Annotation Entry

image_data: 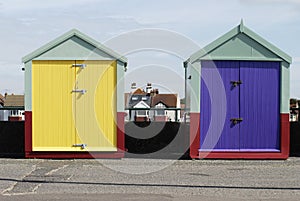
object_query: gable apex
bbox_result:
[189,21,292,64]
[133,101,150,108]
[239,19,244,33]
[22,29,127,63]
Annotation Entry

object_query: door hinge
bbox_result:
[72,89,87,94]
[230,118,243,125]
[230,80,242,87]
[73,144,87,149]
[72,64,87,69]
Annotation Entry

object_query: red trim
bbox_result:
[25,152,124,159]
[189,112,200,159]
[192,113,289,159]
[25,111,32,154]
[25,111,125,159]
[117,112,126,153]
[280,113,290,158]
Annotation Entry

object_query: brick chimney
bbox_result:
[150,89,159,97]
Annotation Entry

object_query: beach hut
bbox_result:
[185,21,292,159]
[22,29,127,158]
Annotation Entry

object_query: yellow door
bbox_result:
[32,60,117,152]
[32,60,77,151]
[74,60,117,151]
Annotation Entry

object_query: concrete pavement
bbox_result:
[0,158,300,200]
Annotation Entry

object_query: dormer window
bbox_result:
[131,96,138,101]
[155,103,166,116]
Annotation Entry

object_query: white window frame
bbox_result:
[155,103,166,116]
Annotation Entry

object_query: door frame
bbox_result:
[25,60,125,158]
[193,60,288,159]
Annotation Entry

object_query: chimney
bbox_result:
[131,83,137,89]
[4,92,7,98]
[131,83,137,92]
[150,89,159,97]
[146,83,152,94]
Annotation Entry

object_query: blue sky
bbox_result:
[0,0,299,98]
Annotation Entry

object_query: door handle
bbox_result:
[230,80,242,87]
[230,118,243,125]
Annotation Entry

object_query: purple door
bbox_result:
[239,61,280,151]
[200,61,240,151]
[200,61,280,152]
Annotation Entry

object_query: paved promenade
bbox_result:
[0,158,300,200]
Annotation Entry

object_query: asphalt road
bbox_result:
[0,158,300,200]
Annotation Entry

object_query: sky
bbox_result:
[0,0,299,99]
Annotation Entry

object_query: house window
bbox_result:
[10,110,18,116]
[142,97,148,101]
[137,110,148,116]
[156,109,165,116]
[155,103,166,116]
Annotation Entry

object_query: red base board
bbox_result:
[189,112,200,159]
[25,111,126,159]
[25,152,124,159]
[190,113,290,159]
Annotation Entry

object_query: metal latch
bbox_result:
[230,118,243,125]
[72,89,87,94]
[72,64,87,69]
[73,144,87,149]
[230,80,242,87]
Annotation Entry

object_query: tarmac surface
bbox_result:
[0,158,300,200]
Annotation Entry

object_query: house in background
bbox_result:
[151,93,180,122]
[127,94,151,122]
[125,86,151,122]
[125,83,181,122]
[0,94,4,106]
[0,93,25,121]
[0,94,5,120]
[290,98,300,122]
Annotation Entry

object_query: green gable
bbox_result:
[189,21,292,64]
[22,29,127,64]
